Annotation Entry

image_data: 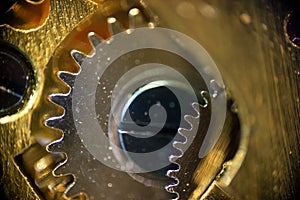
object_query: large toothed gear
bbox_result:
[49,8,177,199]
[48,6,231,200]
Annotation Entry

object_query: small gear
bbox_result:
[166,97,242,199]
[48,4,229,199]
[48,8,179,199]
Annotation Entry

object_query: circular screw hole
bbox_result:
[286,11,300,47]
[0,41,35,117]
[119,85,183,178]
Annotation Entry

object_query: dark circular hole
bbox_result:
[119,85,182,178]
[0,41,35,117]
[120,86,181,153]
[115,81,199,181]
[286,11,300,47]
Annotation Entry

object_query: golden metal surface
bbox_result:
[0,0,50,32]
[0,0,97,199]
[0,0,299,199]
[146,0,300,199]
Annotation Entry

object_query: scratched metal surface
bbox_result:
[147,0,300,199]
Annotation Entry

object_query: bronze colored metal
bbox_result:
[0,0,299,199]
[0,0,50,31]
[0,0,97,199]
[145,0,299,199]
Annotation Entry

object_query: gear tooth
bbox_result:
[48,90,70,111]
[191,102,201,113]
[41,173,88,200]
[51,151,67,164]
[128,7,156,30]
[46,116,64,132]
[47,95,72,131]
[184,111,200,128]
[107,17,123,35]
[50,94,68,106]
[200,91,209,108]
[88,32,103,48]
[166,167,180,200]
[128,8,145,29]
[71,50,87,66]
[58,71,76,87]
[172,136,186,151]
[165,130,184,200]
[166,102,201,199]
[38,174,75,195]
[209,79,225,98]
[166,148,181,199]
[19,143,80,199]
